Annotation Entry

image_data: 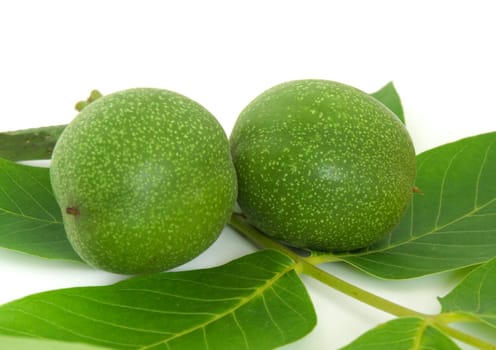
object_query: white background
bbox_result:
[1,1,495,349]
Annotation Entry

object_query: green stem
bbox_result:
[228,213,425,318]
[432,322,496,350]
[228,213,496,349]
[305,252,343,265]
[298,261,425,318]
[436,312,482,324]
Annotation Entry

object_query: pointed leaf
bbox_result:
[439,257,496,329]
[341,132,496,278]
[0,157,80,261]
[0,125,66,161]
[0,335,111,350]
[370,82,405,124]
[0,249,316,350]
[340,317,461,350]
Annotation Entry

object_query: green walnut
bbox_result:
[50,88,237,274]
[230,80,416,252]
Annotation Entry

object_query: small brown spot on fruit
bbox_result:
[413,186,424,195]
[66,207,80,216]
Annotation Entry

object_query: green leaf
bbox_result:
[0,125,66,161]
[339,317,461,350]
[370,81,405,124]
[0,157,81,261]
[439,257,496,329]
[0,335,111,350]
[0,249,316,350]
[341,132,496,279]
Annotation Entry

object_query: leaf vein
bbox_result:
[5,306,138,348]
[138,262,296,349]
[68,294,218,317]
[261,294,284,339]
[118,288,246,302]
[344,196,496,259]
[36,299,173,335]
[475,139,495,208]
[1,165,58,222]
[434,144,469,229]
[270,285,308,324]
[232,311,249,350]
[131,276,257,291]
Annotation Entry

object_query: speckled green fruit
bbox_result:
[230,80,416,252]
[50,88,237,274]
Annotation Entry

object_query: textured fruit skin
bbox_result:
[50,88,237,274]
[230,80,416,252]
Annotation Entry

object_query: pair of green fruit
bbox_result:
[50,80,416,275]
